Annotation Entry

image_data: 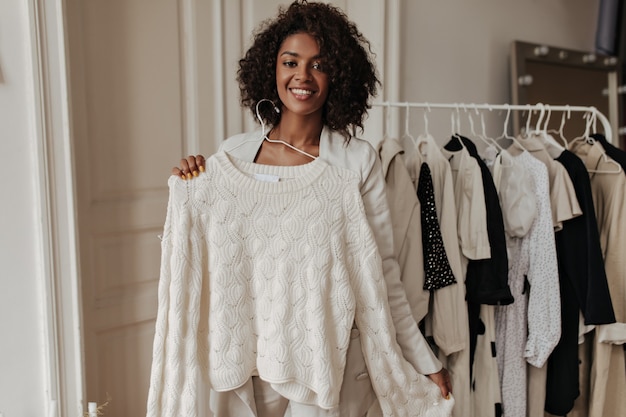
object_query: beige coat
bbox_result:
[569,140,626,417]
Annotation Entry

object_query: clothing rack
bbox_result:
[372,101,614,144]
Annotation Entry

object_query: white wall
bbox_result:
[0,0,602,415]
[0,1,46,416]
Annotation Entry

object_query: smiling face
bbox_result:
[275,32,329,121]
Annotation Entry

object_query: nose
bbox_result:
[295,65,312,81]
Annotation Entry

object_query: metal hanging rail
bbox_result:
[372,101,613,143]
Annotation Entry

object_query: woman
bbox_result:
[159,1,452,416]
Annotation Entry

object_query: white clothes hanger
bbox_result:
[547,106,571,148]
[449,103,468,151]
[225,99,318,160]
[423,102,432,137]
[400,103,422,157]
[538,105,566,154]
[479,107,504,152]
[402,103,417,144]
[495,105,525,150]
[567,111,621,174]
[475,105,512,167]
[465,105,497,150]
[568,111,596,146]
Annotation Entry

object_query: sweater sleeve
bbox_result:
[346,188,454,417]
[146,176,210,417]
[359,144,442,375]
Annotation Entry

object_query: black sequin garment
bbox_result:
[416,162,457,291]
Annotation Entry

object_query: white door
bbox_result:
[64,1,389,414]
[66,0,224,414]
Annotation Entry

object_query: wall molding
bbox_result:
[28,0,85,415]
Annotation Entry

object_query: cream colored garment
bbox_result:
[402,134,470,417]
[378,138,429,325]
[568,139,626,417]
[490,150,537,239]
[219,128,443,372]
[439,145,491,261]
[471,305,501,417]
[508,134,582,230]
[401,134,469,355]
[439,144,491,417]
[569,140,626,343]
[365,138,452,417]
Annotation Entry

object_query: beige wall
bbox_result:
[363,0,601,145]
[0,0,601,415]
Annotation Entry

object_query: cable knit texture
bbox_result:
[146,151,454,417]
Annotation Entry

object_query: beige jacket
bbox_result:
[378,138,430,325]
[569,139,626,417]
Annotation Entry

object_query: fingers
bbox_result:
[173,155,206,180]
[428,368,452,399]
[196,155,206,172]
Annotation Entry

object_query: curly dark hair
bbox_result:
[237,0,380,140]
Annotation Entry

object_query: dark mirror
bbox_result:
[510,40,621,146]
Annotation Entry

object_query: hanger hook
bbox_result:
[256,99,280,136]
[468,108,477,137]
[525,104,533,135]
[535,103,545,132]
[384,102,392,139]
[591,107,598,133]
[423,103,431,135]
[404,103,411,137]
[543,105,552,132]
[558,109,567,135]
[503,105,512,137]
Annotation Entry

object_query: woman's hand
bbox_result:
[428,367,452,399]
[172,155,206,179]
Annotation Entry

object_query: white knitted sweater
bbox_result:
[146,151,454,417]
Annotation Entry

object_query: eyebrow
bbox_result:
[279,51,323,59]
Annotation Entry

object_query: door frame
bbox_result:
[28,0,85,416]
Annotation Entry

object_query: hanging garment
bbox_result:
[401,134,468,355]
[509,134,582,231]
[591,133,626,174]
[378,138,429,324]
[569,139,626,417]
[494,151,560,417]
[442,136,506,417]
[417,162,459,291]
[509,135,581,417]
[402,134,470,417]
[489,150,537,240]
[439,138,490,367]
[147,152,454,417]
[445,136,513,417]
[569,140,626,343]
[545,150,616,416]
[444,136,513,305]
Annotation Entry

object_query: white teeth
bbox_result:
[291,88,312,95]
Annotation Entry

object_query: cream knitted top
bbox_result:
[146,151,453,417]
